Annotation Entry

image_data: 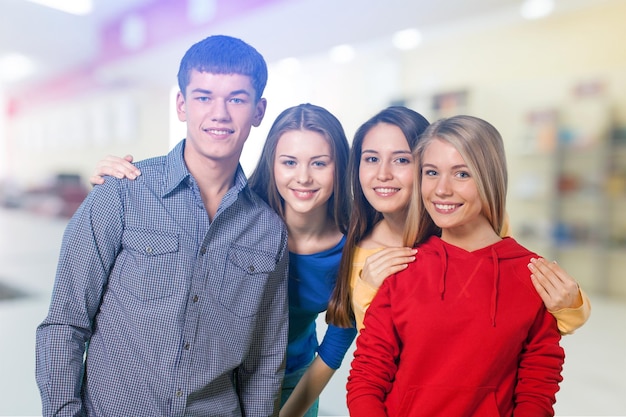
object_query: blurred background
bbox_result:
[0,0,624,415]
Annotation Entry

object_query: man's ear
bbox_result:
[176,91,186,122]
[252,98,267,127]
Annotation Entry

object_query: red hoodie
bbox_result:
[347,236,564,417]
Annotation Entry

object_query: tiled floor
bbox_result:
[1,207,624,416]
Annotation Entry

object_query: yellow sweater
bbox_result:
[349,245,591,334]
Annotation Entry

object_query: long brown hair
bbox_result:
[326,106,430,328]
[248,103,351,234]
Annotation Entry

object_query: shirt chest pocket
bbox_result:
[219,246,278,318]
[119,229,181,301]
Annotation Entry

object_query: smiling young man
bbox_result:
[35,35,289,417]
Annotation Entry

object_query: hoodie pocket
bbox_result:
[397,385,501,417]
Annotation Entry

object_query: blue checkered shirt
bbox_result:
[36,140,289,417]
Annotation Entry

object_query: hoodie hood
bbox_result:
[419,236,536,327]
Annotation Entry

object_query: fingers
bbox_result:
[88,174,105,186]
[528,257,581,311]
[361,247,417,288]
[91,155,142,185]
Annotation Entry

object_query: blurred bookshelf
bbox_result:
[511,83,626,299]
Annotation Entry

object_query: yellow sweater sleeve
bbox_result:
[352,277,379,332]
[551,289,592,335]
[349,246,385,332]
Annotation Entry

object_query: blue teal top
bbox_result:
[286,235,357,374]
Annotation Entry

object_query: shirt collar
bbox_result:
[162,139,250,199]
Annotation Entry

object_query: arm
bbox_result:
[89,154,141,185]
[352,247,416,330]
[514,307,565,417]
[279,356,336,417]
[35,181,124,416]
[528,258,591,334]
[347,282,398,417]
[238,234,290,417]
[280,322,356,416]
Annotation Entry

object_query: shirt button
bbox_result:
[192,295,199,303]
[184,342,190,350]
[176,389,183,397]
[200,247,206,255]
[145,247,153,254]
[248,265,255,273]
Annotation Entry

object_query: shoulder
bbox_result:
[134,154,167,173]
[244,187,284,227]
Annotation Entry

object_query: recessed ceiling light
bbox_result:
[329,44,356,64]
[0,53,36,83]
[520,0,554,19]
[276,57,302,74]
[392,28,422,50]
[24,0,93,16]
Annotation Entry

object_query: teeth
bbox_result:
[435,204,456,210]
[375,188,399,193]
[206,128,232,135]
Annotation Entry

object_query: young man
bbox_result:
[35,35,289,417]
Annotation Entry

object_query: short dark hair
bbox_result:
[177,35,268,101]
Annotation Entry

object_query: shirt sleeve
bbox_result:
[237,227,289,417]
[347,280,398,417]
[552,288,591,335]
[35,180,124,417]
[317,323,357,370]
[352,275,380,332]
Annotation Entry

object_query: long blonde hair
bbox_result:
[403,115,508,247]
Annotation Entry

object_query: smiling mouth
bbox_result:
[374,187,400,195]
[204,128,235,135]
[434,203,459,211]
[292,189,318,198]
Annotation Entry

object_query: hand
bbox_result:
[528,257,583,311]
[360,247,417,289]
[89,154,141,185]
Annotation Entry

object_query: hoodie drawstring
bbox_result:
[439,244,448,300]
[490,247,500,327]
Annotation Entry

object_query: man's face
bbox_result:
[177,70,266,167]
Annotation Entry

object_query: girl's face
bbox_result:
[358,123,414,217]
[273,129,335,218]
[420,139,490,238]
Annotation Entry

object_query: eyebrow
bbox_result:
[189,88,252,97]
[278,153,332,159]
[361,149,411,155]
[422,163,468,170]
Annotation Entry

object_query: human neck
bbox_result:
[285,206,341,255]
[362,216,405,248]
[441,225,501,252]
[184,152,238,221]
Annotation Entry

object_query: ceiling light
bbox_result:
[187,0,217,24]
[520,0,554,19]
[329,44,356,64]
[276,57,302,74]
[0,53,36,83]
[24,0,93,16]
[392,28,422,50]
